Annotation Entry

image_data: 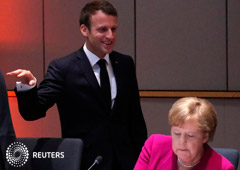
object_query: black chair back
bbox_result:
[215,148,239,170]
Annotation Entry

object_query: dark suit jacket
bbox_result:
[0,70,16,170]
[0,70,15,137]
[16,48,147,170]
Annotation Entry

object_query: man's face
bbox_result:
[81,10,118,58]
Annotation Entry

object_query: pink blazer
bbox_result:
[134,134,234,170]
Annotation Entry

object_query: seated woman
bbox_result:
[134,97,234,170]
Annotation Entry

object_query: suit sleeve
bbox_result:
[128,57,147,155]
[15,59,65,120]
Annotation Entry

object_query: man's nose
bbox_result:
[106,29,114,38]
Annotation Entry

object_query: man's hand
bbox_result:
[7,69,36,86]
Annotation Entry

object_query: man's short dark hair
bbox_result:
[79,0,118,30]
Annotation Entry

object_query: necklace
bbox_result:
[177,157,200,168]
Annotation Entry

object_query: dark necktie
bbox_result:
[97,59,111,110]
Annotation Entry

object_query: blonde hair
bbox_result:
[169,97,217,142]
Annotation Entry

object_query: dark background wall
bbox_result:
[1,0,240,168]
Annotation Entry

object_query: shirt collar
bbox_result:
[83,43,110,67]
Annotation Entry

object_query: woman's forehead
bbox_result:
[172,119,202,132]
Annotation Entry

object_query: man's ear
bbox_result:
[80,24,89,37]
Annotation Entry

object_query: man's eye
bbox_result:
[111,28,117,32]
[188,134,194,138]
[98,28,107,32]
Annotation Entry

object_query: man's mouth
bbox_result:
[103,41,112,45]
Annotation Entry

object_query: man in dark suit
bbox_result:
[0,70,15,170]
[7,1,147,170]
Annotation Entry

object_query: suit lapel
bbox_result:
[77,48,110,112]
[77,48,100,92]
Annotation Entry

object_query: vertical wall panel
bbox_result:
[136,0,226,90]
[228,0,240,90]
[141,98,173,136]
[44,0,84,70]
[110,0,135,58]
[0,0,44,89]
[222,100,240,151]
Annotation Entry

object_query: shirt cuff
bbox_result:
[16,78,37,91]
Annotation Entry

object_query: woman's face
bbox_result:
[171,118,209,165]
